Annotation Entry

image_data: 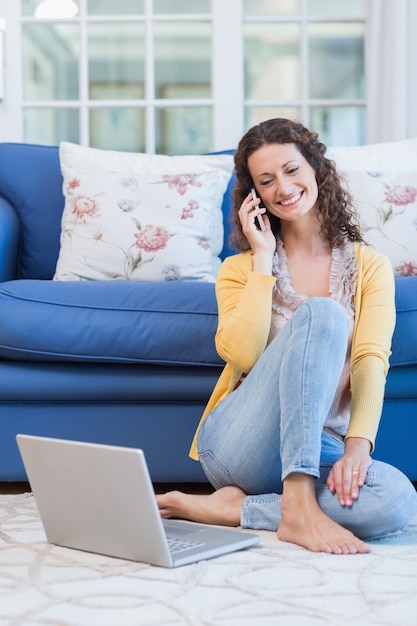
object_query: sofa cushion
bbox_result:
[390,276,417,366]
[0,280,223,366]
[0,143,64,280]
[54,142,234,283]
[327,138,417,276]
[0,143,237,282]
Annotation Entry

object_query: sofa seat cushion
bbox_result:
[390,276,417,367]
[0,280,223,366]
[0,275,414,368]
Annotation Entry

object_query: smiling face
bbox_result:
[248,143,319,224]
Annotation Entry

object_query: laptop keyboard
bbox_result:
[167,537,206,554]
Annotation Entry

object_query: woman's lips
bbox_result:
[278,191,303,206]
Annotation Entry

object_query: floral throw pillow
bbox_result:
[340,171,417,276]
[327,139,417,276]
[54,143,234,282]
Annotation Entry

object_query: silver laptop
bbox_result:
[16,434,259,568]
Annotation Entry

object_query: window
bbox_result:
[243,0,367,145]
[20,0,367,151]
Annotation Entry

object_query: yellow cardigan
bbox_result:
[190,243,396,460]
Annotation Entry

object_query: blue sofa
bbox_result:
[0,143,416,483]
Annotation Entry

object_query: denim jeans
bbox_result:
[197,298,417,539]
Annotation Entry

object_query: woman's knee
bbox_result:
[293,298,349,349]
[306,297,348,336]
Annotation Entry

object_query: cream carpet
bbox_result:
[1,492,417,626]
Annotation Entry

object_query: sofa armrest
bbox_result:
[0,196,20,281]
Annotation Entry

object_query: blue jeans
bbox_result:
[197,298,417,539]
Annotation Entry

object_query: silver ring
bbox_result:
[352,470,359,475]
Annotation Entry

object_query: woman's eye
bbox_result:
[288,166,300,175]
[260,179,273,187]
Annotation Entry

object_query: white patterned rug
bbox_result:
[1,492,417,626]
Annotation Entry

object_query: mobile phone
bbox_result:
[250,188,266,231]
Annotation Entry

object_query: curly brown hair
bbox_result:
[230,118,364,251]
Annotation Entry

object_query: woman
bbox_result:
[157,118,417,555]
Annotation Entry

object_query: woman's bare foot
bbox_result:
[277,474,370,555]
[156,486,246,526]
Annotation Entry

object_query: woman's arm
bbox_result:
[215,253,276,373]
[347,246,396,446]
[327,245,396,506]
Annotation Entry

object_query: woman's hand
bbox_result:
[326,437,372,506]
[238,192,276,260]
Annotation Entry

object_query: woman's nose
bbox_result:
[275,176,292,198]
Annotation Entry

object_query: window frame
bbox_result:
[0,0,415,148]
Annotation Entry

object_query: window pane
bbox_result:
[22,0,80,16]
[156,107,211,155]
[310,106,365,146]
[243,0,301,16]
[245,107,301,131]
[87,0,143,15]
[154,0,210,13]
[88,23,145,100]
[22,0,37,15]
[89,108,145,152]
[23,108,79,144]
[309,23,365,99]
[308,0,366,18]
[154,23,211,99]
[244,23,300,100]
[22,24,79,100]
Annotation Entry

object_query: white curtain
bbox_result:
[367,0,417,143]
